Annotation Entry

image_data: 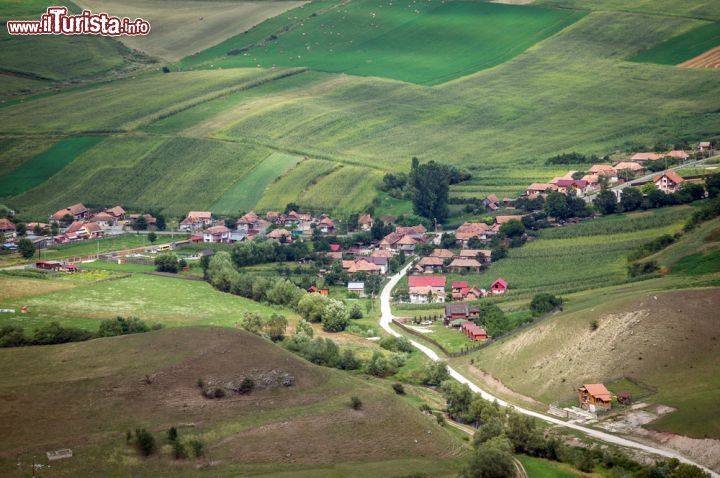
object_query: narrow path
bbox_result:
[379,263,718,477]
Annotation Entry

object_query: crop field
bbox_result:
[180,0,585,85]
[631,22,720,65]
[74,0,308,62]
[0,69,280,133]
[0,136,102,197]
[211,151,303,213]
[255,158,339,211]
[9,136,278,217]
[0,327,463,477]
[297,165,382,215]
[0,137,56,176]
[535,0,720,21]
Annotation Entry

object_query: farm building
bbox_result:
[697,141,713,151]
[448,257,482,273]
[666,150,689,160]
[347,282,365,296]
[578,383,612,411]
[459,249,492,263]
[495,215,524,225]
[430,248,455,259]
[416,256,444,273]
[614,162,644,174]
[36,260,63,270]
[453,285,485,301]
[588,164,617,176]
[653,171,685,194]
[444,303,479,324]
[630,152,663,162]
[490,278,508,295]
[526,183,557,196]
[461,322,488,341]
[49,203,88,222]
[104,206,126,221]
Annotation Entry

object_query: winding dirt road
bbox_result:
[379,263,718,477]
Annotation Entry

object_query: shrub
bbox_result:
[321,299,349,332]
[392,383,405,395]
[337,349,360,370]
[188,438,205,457]
[350,396,363,410]
[348,302,364,320]
[238,377,255,395]
[379,335,413,353]
[628,260,660,277]
[530,293,563,317]
[32,322,94,345]
[172,440,187,459]
[154,253,179,273]
[98,316,161,337]
[423,361,450,386]
[134,428,156,456]
[167,427,178,443]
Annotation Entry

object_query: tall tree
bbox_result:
[17,238,35,259]
[409,158,449,222]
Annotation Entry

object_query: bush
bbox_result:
[154,253,179,273]
[188,438,205,458]
[529,293,563,317]
[337,349,360,370]
[628,260,660,277]
[172,440,187,459]
[379,335,413,353]
[134,428,156,456]
[392,383,405,395]
[348,302,364,320]
[203,387,226,399]
[238,377,255,395]
[423,361,450,386]
[32,322,94,345]
[321,299,349,332]
[350,396,363,410]
[98,316,161,337]
[167,426,178,443]
[627,234,676,261]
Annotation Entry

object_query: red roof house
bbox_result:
[490,278,508,295]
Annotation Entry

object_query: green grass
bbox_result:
[516,455,581,478]
[179,0,584,85]
[297,165,382,215]
[255,158,339,212]
[671,249,720,274]
[535,0,720,21]
[0,136,103,196]
[211,152,303,213]
[0,137,56,175]
[631,22,720,65]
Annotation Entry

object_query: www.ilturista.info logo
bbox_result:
[7,6,150,36]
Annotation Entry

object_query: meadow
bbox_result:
[211,152,303,214]
[516,455,582,478]
[0,136,102,196]
[631,22,720,65]
[0,327,464,477]
[0,136,56,176]
[255,158,339,212]
[180,0,585,85]
[535,0,720,21]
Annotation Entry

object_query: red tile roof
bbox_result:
[408,276,446,288]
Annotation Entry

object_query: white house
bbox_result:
[203,225,231,243]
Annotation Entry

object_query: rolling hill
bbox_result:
[0,327,464,477]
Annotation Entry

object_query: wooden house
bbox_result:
[578,383,612,411]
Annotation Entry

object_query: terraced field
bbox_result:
[180,0,585,85]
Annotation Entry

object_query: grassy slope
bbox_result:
[0,327,464,477]
[631,22,720,65]
[535,0,720,21]
[517,455,582,478]
[179,0,584,85]
[0,136,56,175]
[0,136,103,197]
[255,158,339,211]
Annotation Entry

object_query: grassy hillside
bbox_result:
[455,287,720,439]
[74,0,307,62]
[631,22,720,65]
[179,0,585,85]
[0,327,464,477]
[535,0,720,21]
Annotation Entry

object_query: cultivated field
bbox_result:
[680,46,720,68]
[535,0,720,21]
[180,0,585,85]
[0,327,464,477]
[255,158,339,211]
[74,0,308,62]
[631,22,720,65]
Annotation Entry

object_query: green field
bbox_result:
[0,136,56,175]
[631,22,720,65]
[180,1,585,85]
[211,152,303,213]
[516,455,581,478]
[536,0,720,21]
[255,158,339,211]
[297,165,382,215]
[0,136,102,196]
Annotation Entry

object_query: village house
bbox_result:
[380,225,426,251]
[490,278,508,295]
[364,255,388,274]
[653,171,685,194]
[408,275,446,295]
[347,282,365,296]
[127,214,157,229]
[455,221,492,247]
[483,194,500,211]
[666,150,689,161]
[318,217,335,234]
[587,164,617,177]
[104,206,126,221]
[408,285,446,304]
[630,152,663,162]
[416,256,444,273]
[552,179,588,196]
[343,258,382,275]
[451,281,485,301]
[179,211,212,231]
[461,321,488,341]
[697,141,713,151]
[203,225,232,243]
[495,215,524,225]
[448,257,482,273]
[50,203,88,223]
[89,212,116,227]
[0,218,16,235]
[459,249,492,264]
[526,183,558,197]
[358,213,374,231]
[578,383,612,411]
[236,211,261,233]
[266,228,293,242]
[282,211,312,228]
[444,303,479,324]
[65,221,104,240]
[430,249,455,261]
[613,162,645,175]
